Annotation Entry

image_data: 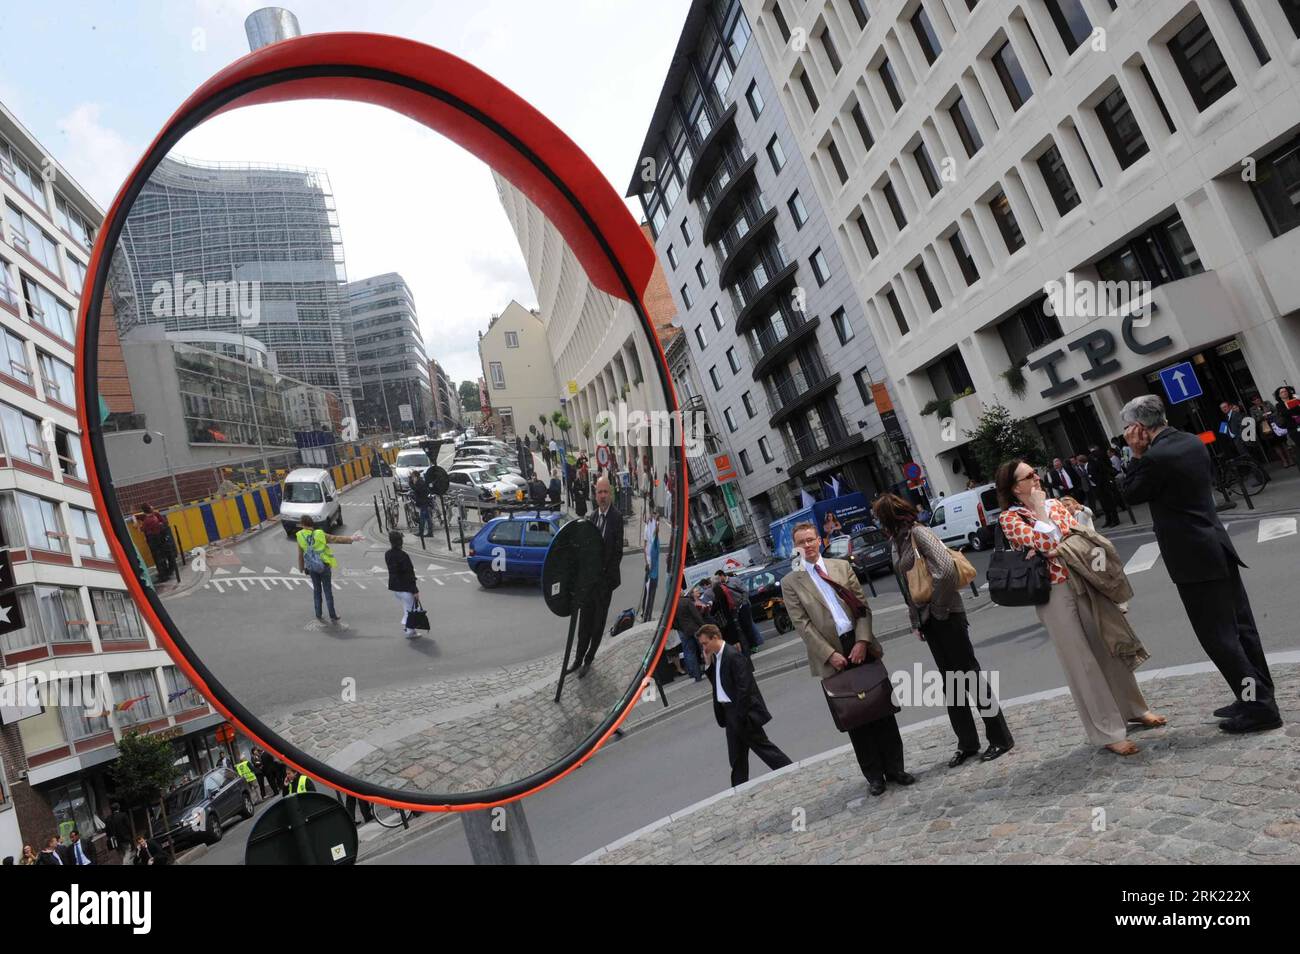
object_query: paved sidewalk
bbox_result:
[579,659,1300,864]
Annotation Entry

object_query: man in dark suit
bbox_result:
[1120,395,1281,733]
[1046,456,1086,505]
[699,624,792,786]
[1083,446,1121,527]
[1219,401,1251,460]
[60,830,96,865]
[569,475,623,678]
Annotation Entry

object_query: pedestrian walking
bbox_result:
[105,802,130,854]
[1119,395,1281,733]
[1218,401,1252,460]
[874,493,1012,768]
[699,624,793,787]
[385,530,422,639]
[1250,394,1292,467]
[997,458,1165,755]
[673,593,706,681]
[1273,386,1300,462]
[548,470,562,510]
[572,476,589,517]
[1084,446,1122,527]
[249,748,270,800]
[62,830,95,865]
[709,572,747,652]
[139,503,173,580]
[294,515,362,623]
[783,522,913,797]
[639,509,659,622]
[568,476,622,678]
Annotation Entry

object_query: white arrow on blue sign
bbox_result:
[1157,361,1202,405]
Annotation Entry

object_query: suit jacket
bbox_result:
[782,558,876,679]
[706,643,771,731]
[673,595,705,639]
[589,506,623,589]
[60,839,96,865]
[1046,463,1083,498]
[1118,427,1245,584]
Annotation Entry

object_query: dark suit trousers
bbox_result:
[838,633,905,783]
[725,718,792,787]
[921,612,1013,752]
[1176,564,1277,718]
[576,583,614,666]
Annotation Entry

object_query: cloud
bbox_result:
[54,102,140,208]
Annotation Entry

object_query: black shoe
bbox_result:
[980,742,1013,762]
[886,771,916,786]
[947,750,980,768]
[578,662,591,679]
[1219,713,1283,734]
[868,779,886,797]
[564,662,582,675]
[329,615,341,622]
[1212,701,1246,719]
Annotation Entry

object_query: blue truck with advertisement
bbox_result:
[767,492,874,559]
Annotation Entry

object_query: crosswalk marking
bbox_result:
[1257,517,1297,544]
[1124,542,1162,575]
[433,577,445,585]
[239,567,256,574]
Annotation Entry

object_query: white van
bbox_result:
[926,483,1001,551]
[280,468,342,537]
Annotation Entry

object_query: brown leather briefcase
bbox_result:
[821,659,899,732]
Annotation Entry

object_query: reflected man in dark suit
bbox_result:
[569,475,623,678]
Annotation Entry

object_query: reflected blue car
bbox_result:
[467,511,573,588]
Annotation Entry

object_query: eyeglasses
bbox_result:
[1014,472,1037,484]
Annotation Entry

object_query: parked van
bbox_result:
[927,483,1001,551]
[280,468,342,537]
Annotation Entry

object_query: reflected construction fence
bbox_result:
[122,438,404,571]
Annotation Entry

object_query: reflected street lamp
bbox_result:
[142,430,183,507]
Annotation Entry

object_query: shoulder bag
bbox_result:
[985,519,1052,607]
[405,598,430,631]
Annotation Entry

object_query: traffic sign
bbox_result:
[1157,361,1202,405]
[595,444,610,469]
[902,461,922,481]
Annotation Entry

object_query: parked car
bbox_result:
[928,484,1001,551]
[393,449,432,491]
[735,562,796,620]
[280,467,342,537]
[446,468,516,503]
[467,511,574,587]
[848,525,893,580]
[152,766,253,849]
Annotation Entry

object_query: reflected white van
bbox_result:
[280,468,342,537]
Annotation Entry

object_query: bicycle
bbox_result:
[372,802,415,829]
[1211,452,1268,509]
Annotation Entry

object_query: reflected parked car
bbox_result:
[467,511,574,588]
[735,562,797,620]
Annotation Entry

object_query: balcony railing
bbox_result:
[782,417,852,463]
[699,147,751,215]
[768,364,830,408]
[728,245,790,314]
[746,312,808,366]
[715,195,773,263]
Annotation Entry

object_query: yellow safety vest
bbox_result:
[235,761,256,784]
[287,775,310,795]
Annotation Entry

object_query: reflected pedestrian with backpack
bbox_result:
[295,515,361,623]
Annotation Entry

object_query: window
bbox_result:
[810,248,831,286]
[820,29,843,73]
[742,391,756,417]
[1168,14,1236,111]
[1283,0,1300,36]
[695,324,708,349]
[681,219,694,246]
[711,304,724,330]
[6,204,59,274]
[798,69,820,113]
[911,6,943,65]
[1037,143,1081,215]
[767,135,786,173]
[57,687,108,742]
[523,520,554,547]
[855,213,879,258]
[989,189,1025,253]
[746,81,765,118]
[1045,0,1092,54]
[772,1,791,41]
[68,508,110,562]
[788,191,809,228]
[916,263,942,312]
[52,427,85,481]
[949,229,980,285]
[993,40,1032,111]
[681,284,695,308]
[64,253,87,291]
[38,351,75,406]
[1139,63,1177,134]
[1227,0,1270,65]
[696,261,709,287]
[848,0,870,30]
[5,492,67,552]
[54,194,95,249]
[727,347,742,373]
[854,368,874,405]
[0,402,44,466]
[487,521,520,545]
[1,326,30,385]
[21,276,75,341]
[831,307,854,344]
[879,58,904,112]
[739,449,753,474]
[504,331,519,349]
[0,257,17,311]
[489,361,506,388]
[914,142,942,198]
[1,586,86,654]
[667,244,678,269]
[949,96,983,157]
[883,180,908,230]
[998,293,1063,366]
[1096,86,1149,169]
[1250,135,1300,236]
[710,366,722,390]
[724,407,738,432]
[0,138,47,209]
[164,666,197,711]
[928,350,976,399]
[759,437,774,463]
[826,140,849,186]
[850,103,875,153]
[1092,213,1205,287]
[885,288,909,335]
[109,671,162,727]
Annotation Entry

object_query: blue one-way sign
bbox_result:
[1158,361,1202,405]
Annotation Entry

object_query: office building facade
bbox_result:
[344,273,432,435]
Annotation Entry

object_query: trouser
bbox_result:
[679,630,702,679]
[418,504,433,536]
[253,770,269,798]
[393,590,418,635]
[920,612,1013,752]
[146,535,172,577]
[1093,484,1120,523]
[1035,582,1149,745]
[1176,563,1277,719]
[837,633,904,782]
[738,602,763,648]
[309,567,336,619]
[725,718,792,787]
[641,572,658,620]
[345,794,375,823]
[575,583,614,666]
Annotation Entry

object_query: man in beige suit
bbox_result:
[783,522,913,796]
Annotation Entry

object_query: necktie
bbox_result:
[814,564,865,620]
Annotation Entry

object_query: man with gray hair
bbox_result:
[1118,395,1280,733]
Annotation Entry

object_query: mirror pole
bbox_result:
[460,802,539,864]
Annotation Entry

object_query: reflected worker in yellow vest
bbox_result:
[283,768,315,797]
[295,514,362,623]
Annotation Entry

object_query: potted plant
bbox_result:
[1000,364,1028,400]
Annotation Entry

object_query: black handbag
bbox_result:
[405,598,430,631]
[821,658,899,732]
[985,521,1052,607]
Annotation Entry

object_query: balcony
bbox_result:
[749,314,820,380]
[733,260,799,334]
[686,102,739,202]
[718,209,779,289]
[768,368,842,427]
[782,420,866,477]
[701,152,758,244]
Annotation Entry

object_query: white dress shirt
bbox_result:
[1055,467,1073,490]
[713,641,731,703]
[806,557,854,637]
[73,840,92,865]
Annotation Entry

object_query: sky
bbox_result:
[0,0,690,384]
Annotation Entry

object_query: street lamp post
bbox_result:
[143,431,182,507]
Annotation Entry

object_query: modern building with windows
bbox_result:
[747,0,1300,491]
[344,273,432,435]
[477,301,563,441]
[630,0,917,546]
[429,357,461,433]
[0,100,221,861]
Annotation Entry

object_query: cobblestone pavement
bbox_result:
[580,664,1300,864]
[268,622,659,797]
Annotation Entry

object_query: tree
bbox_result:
[963,400,1046,483]
[556,414,571,443]
[111,730,181,862]
[551,410,564,443]
[539,414,549,439]
[458,380,480,413]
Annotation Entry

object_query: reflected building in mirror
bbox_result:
[344,273,432,436]
[476,301,561,442]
